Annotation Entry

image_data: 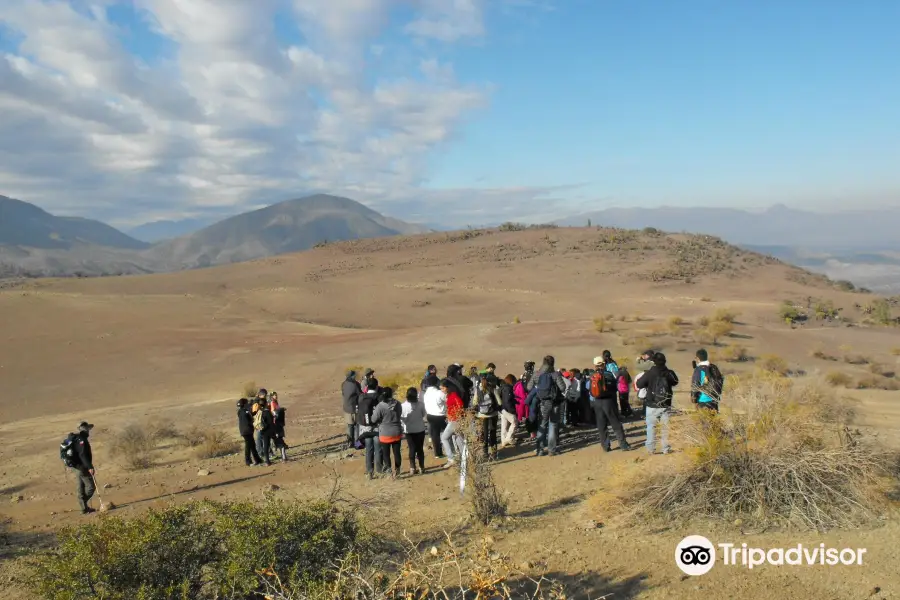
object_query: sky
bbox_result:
[1,0,899,228]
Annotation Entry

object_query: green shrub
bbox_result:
[778,301,801,322]
[30,497,367,600]
[872,299,893,325]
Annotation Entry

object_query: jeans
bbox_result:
[427,414,447,457]
[255,431,271,464]
[645,406,671,454]
[364,436,384,474]
[242,433,262,465]
[441,420,460,460]
[535,405,559,454]
[406,431,426,470]
[479,415,498,455]
[75,468,96,512]
[594,399,629,451]
[499,410,517,445]
[381,440,402,472]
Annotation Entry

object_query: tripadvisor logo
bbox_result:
[676,536,867,575]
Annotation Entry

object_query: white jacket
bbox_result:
[423,386,447,416]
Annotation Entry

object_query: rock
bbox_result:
[266,484,281,492]
[50,512,57,516]
[197,469,210,477]
[10,495,23,503]
[437,496,449,501]
[430,546,439,557]
[103,483,112,489]
[554,550,564,555]
[871,587,881,596]
[733,518,743,527]
[489,552,501,561]
[520,561,534,571]
[581,519,602,530]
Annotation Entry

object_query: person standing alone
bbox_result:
[62,422,97,514]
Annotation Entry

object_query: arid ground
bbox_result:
[1,227,899,599]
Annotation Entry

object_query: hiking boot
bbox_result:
[409,468,417,476]
[621,444,633,452]
[365,472,373,481]
[81,507,96,515]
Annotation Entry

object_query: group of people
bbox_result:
[340,348,726,479]
[236,388,289,466]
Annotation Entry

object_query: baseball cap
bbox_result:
[593,356,605,366]
[78,421,94,431]
[364,368,375,376]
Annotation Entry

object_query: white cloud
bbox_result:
[0,0,551,227]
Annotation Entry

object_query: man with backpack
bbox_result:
[527,355,567,456]
[590,357,631,452]
[60,421,97,514]
[691,349,724,412]
[252,391,274,466]
[342,371,362,449]
[237,399,262,466]
[636,352,680,455]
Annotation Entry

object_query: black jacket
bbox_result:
[356,390,379,428]
[636,365,680,409]
[74,432,94,471]
[237,407,254,436]
[272,408,287,438]
[499,382,516,414]
[341,378,361,414]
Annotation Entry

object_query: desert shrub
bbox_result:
[825,371,852,387]
[31,497,367,600]
[692,328,714,345]
[835,280,856,292]
[497,222,525,232]
[592,316,611,333]
[717,344,749,363]
[844,354,870,365]
[379,370,422,392]
[856,376,900,391]
[195,429,240,459]
[872,299,893,325]
[145,417,179,442]
[706,320,734,344]
[629,381,892,529]
[180,424,206,448]
[758,353,790,376]
[112,425,156,470]
[711,307,740,323]
[700,296,713,302]
[455,413,508,525]
[891,347,900,356]
[242,380,258,398]
[648,322,668,337]
[512,315,521,324]
[811,348,839,361]
[778,301,801,321]
[668,315,685,327]
[868,363,895,378]
[697,315,710,327]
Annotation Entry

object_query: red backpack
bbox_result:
[589,372,606,398]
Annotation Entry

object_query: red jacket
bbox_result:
[447,392,464,422]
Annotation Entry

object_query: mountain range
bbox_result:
[0,194,428,278]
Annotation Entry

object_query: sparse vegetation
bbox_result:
[856,375,900,391]
[872,299,894,325]
[811,348,839,362]
[716,344,749,363]
[778,300,801,322]
[629,381,892,529]
[513,315,521,324]
[844,354,871,365]
[145,417,179,442]
[891,347,900,356]
[242,380,258,398]
[825,371,852,387]
[697,315,710,327]
[379,370,423,392]
[834,280,856,292]
[195,428,241,459]
[593,316,611,333]
[456,413,508,525]
[711,307,740,323]
[112,424,156,470]
[758,353,790,376]
[706,320,734,345]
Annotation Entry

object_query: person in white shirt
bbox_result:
[401,387,428,474]
[422,375,447,459]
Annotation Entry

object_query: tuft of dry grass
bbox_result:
[716,344,749,363]
[145,417,179,442]
[512,315,521,324]
[700,296,713,302]
[195,429,241,459]
[629,381,893,529]
[811,348,839,362]
[379,370,425,392]
[825,371,852,387]
[891,347,900,357]
[711,307,740,323]
[844,354,871,366]
[697,316,710,327]
[758,353,790,376]
[113,425,156,470]
[706,320,734,345]
[242,380,259,398]
[455,413,508,525]
[592,316,611,333]
[856,375,900,391]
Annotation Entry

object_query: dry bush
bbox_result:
[811,348,839,362]
[692,328,714,345]
[697,316,710,327]
[707,320,734,344]
[668,315,686,327]
[455,413,508,525]
[113,425,156,470]
[856,376,900,391]
[592,316,613,333]
[711,307,740,323]
[181,424,206,448]
[629,380,893,529]
[891,347,900,357]
[868,363,895,378]
[758,353,790,376]
[379,370,423,392]
[242,380,259,398]
[700,296,713,302]
[716,344,749,363]
[647,322,668,337]
[844,354,871,365]
[195,429,241,459]
[825,371,852,387]
[512,315,521,324]
[145,417,179,442]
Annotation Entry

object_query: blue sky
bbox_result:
[1,0,898,227]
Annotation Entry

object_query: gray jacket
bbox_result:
[341,378,361,414]
[371,399,403,438]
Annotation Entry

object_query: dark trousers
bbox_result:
[407,431,426,470]
[243,434,262,465]
[381,440,402,471]
[427,414,447,458]
[480,416,498,455]
[364,436,384,474]
[75,469,95,512]
[618,392,633,418]
[594,399,629,450]
[255,431,272,464]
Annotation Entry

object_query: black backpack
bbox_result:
[649,371,673,406]
[536,372,560,405]
[60,433,79,468]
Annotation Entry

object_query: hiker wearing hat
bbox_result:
[342,371,362,449]
[636,352,680,455]
[237,399,263,466]
[68,422,97,514]
[362,368,375,393]
[589,357,631,452]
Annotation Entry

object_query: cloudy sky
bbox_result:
[1,0,899,229]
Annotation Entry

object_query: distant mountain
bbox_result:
[143,194,430,270]
[127,218,214,243]
[557,204,900,249]
[0,195,148,250]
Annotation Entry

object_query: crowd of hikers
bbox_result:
[61,349,724,513]
[339,349,725,480]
